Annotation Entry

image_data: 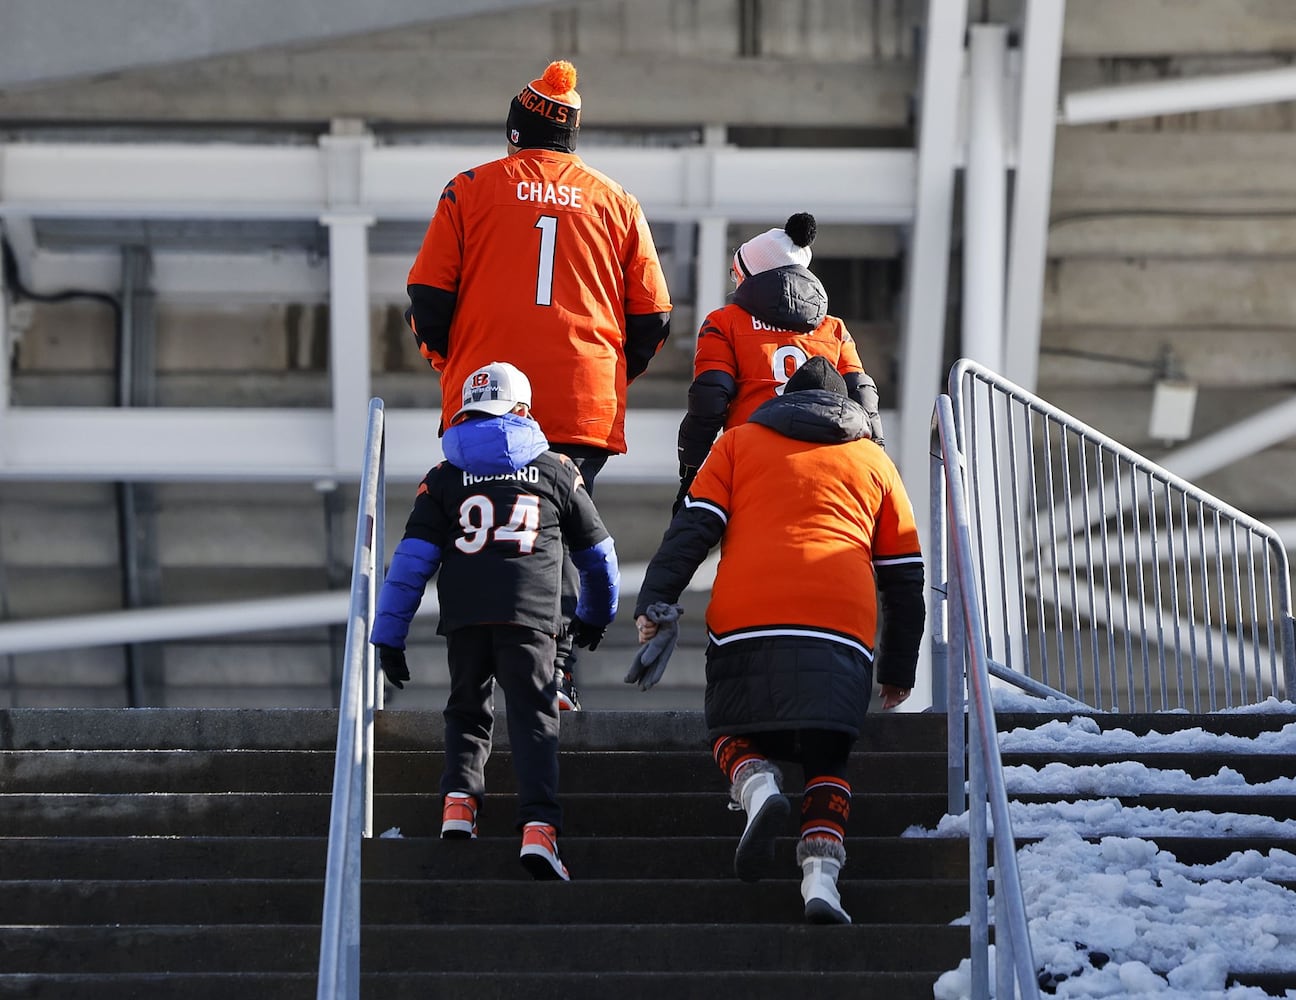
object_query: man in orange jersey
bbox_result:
[673,212,884,513]
[405,59,673,710]
[630,356,924,925]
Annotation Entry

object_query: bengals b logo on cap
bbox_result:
[453,361,534,423]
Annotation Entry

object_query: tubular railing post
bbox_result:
[930,438,949,713]
[968,709,989,1000]
[318,397,385,1000]
[1283,614,1296,698]
[938,394,1040,1000]
[363,429,385,839]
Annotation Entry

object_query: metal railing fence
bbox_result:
[947,358,1295,713]
[932,394,1041,1000]
[316,397,386,1000]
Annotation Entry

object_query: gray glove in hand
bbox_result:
[624,602,684,691]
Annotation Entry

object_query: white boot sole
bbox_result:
[805,896,852,925]
[734,792,790,882]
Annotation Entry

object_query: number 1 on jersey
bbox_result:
[534,215,557,306]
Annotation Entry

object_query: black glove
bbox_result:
[625,603,684,691]
[375,644,410,689]
[568,615,607,652]
[672,464,697,516]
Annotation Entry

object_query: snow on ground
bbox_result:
[914,692,1296,999]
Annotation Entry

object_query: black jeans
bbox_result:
[546,444,611,674]
[441,624,562,831]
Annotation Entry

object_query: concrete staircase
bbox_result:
[0,706,972,999]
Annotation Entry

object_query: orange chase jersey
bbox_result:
[687,422,921,655]
[408,149,672,453]
[693,305,865,429]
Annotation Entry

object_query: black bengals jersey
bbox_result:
[402,451,609,634]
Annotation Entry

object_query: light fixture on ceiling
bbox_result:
[1040,343,1197,444]
[1148,346,1197,445]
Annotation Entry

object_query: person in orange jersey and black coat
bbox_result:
[631,356,924,925]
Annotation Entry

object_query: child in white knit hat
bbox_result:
[673,212,884,513]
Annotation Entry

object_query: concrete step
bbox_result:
[372,791,950,838]
[0,708,340,750]
[0,922,970,975]
[354,972,946,1000]
[1011,792,1296,820]
[0,834,973,881]
[374,750,947,794]
[18,831,1296,883]
[994,711,1296,738]
[0,970,944,1000]
[1002,752,1296,783]
[363,923,971,972]
[0,708,949,752]
[1,925,318,973]
[0,748,948,794]
[0,790,951,837]
[0,706,966,998]
[1,877,967,926]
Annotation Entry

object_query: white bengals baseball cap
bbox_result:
[453,361,533,422]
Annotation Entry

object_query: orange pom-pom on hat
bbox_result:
[531,60,581,109]
[507,60,583,152]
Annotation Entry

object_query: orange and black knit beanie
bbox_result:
[506,60,582,152]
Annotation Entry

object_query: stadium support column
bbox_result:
[691,125,729,347]
[896,0,968,711]
[1004,0,1065,394]
[963,24,1008,374]
[320,120,376,478]
[323,214,374,476]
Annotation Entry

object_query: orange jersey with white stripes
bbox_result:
[693,305,865,429]
[688,422,920,653]
[408,149,671,452]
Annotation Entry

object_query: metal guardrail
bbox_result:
[930,358,1296,998]
[947,358,1295,712]
[316,397,386,999]
[932,394,1041,1000]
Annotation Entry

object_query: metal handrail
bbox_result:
[934,394,1041,1000]
[946,357,1295,711]
[316,397,386,999]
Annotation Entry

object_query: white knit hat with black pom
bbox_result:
[733,212,817,279]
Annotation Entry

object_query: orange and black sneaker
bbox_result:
[519,822,570,881]
[556,670,582,712]
[440,792,478,840]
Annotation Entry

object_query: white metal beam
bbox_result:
[13,249,413,302]
[896,0,969,714]
[1061,65,1296,126]
[0,554,729,656]
[1003,0,1066,393]
[1159,395,1296,484]
[963,25,1010,373]
[326,215,374,474]
[0,142,917,225]
[0,405,899,483]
